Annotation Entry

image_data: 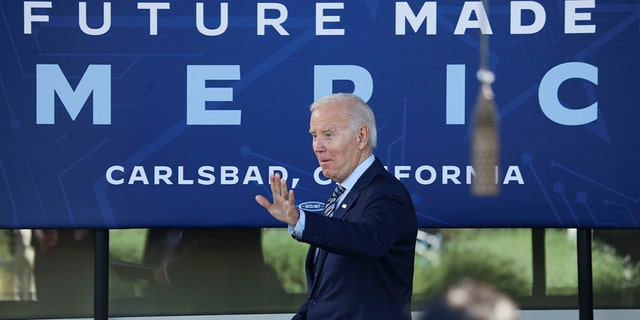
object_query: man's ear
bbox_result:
[357,125,369,148]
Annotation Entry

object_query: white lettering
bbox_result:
[79,2,111,36]
[129,166,150,184]
[455,2,492,35]
[23,2,601,36]
[244,166,263,184]
[106,164,524,187]
[198,166,216,185]
[220,166,239,185]
[395,2,437,35]
[36,64,111,125]
[186,65,242,125]
[395,166,412,180]
[539,62,598,125]
[504,166,524,184]
[106,165,124,185]
[511,1,546,34]
[178,166,194,185]
[446,64,466,125]
[196,2,228,36]
[415,165,437,185]
[154,166,172,184]
[443,165,462,184]
[137,2,170,35]
[257,3,289,36]
[314,167,332,185]
[316,2,344,36]
[24,1,51,34]
[565,0,596,34]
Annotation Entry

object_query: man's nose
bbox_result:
[313,139,324,152]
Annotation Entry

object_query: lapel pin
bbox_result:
[341,204,347,209]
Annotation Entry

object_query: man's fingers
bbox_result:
[270,173,291,200]
[288,189,295,204]
[255,195,271,209]
[270,174,280,196]
[280,178,288,197]
[257,174,297,223]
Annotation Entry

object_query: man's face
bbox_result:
[309,103,362,184]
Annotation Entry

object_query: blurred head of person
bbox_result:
[421,279,520,320]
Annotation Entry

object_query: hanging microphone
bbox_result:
[471,0,500,196]
[471,70,499,196]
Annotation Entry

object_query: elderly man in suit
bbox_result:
[256,93,418,319]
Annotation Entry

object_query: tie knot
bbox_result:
[332,184,346,198]
[323,184,346,217]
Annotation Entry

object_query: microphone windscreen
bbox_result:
[471,83,500,196]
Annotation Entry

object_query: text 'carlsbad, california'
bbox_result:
[105,164,524,187]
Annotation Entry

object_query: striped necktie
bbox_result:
[323,184,346,217]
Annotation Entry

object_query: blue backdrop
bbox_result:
[1,1,638,228]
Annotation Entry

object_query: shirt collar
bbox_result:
[339,155,375,193]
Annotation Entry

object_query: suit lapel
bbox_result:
[314,248,328,279]
[333,158,383,220]
[308,245,327,295]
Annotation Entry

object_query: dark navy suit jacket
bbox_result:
[293,158,418,320]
